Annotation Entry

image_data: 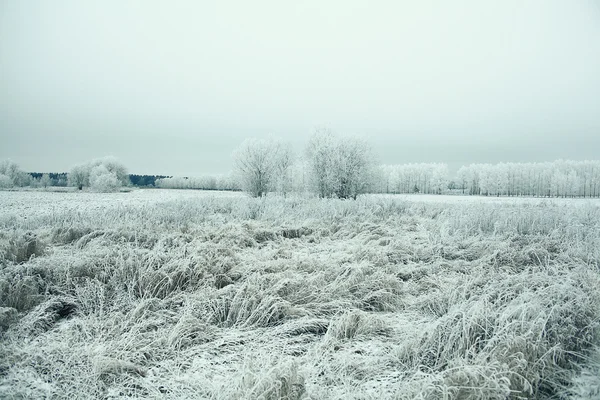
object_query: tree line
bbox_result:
[2,133,600,197]
[231,130,600,198]
[129,174,171,187]
[375,163,449,195]
[456,160,600,198]
[154,175,239,191]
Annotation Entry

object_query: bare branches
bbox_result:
[306,129,374,199]
[233,138,294,197]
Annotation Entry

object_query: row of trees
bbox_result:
[231,132,600,199]
[376,163,449,195]
[154,174,239,191]
[29,172,68,188]
[456,160,600,197]
[4,153,600,198]
[129,174,170,187]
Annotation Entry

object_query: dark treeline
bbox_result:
[27,172,172,188]
[28,172,68,187]
[29,172,68,180]
[129,174,171,187]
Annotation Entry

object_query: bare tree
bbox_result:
[306,128,338,198]
[272,143,294,197]
[306,128,374,199]
[233,138,284,197]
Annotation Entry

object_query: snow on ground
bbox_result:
[1,190,599,399]
[0,189,243,220]
[1,189,598,221]
[375,193,600,206]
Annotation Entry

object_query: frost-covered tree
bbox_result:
[305,128,338,198]
[0,174,12,189]
[429,164,449,194]
[456,166,469,194]
[306,128,374,199]
[68,157,129,190]
[68,164,90,190]
[89,165,120,192]
[95,156,129,185]
[39,173,52,188]
[272,144,294,196]
[233,138,289,197]
[0,159,29,187]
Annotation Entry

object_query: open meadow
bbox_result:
[1,190,599,399]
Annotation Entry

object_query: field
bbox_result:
[1,190,599,399]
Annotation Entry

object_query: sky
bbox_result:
[1,0,600,176]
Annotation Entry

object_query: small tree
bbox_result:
[233,138,286,197]
[306,128,374,199]
[40,174,52,188]
[68,164,90,190]
[272,144,294,196]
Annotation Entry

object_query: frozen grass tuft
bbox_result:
[15,296,78,337]
[326,310,391,340]
[0,230,46,264]
[218,356,306,400]
[208,282,293,328]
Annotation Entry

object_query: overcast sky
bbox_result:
[1,1,600,176]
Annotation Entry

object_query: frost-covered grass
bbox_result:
[1,190,599,399]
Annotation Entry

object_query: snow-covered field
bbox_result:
[1,190,600,399]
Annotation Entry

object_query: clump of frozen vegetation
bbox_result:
[0,190,599,399]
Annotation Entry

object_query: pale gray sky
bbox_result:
[1,1,600,176]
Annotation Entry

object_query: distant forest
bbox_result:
[27,172,171,188]
[128,174,171,187]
